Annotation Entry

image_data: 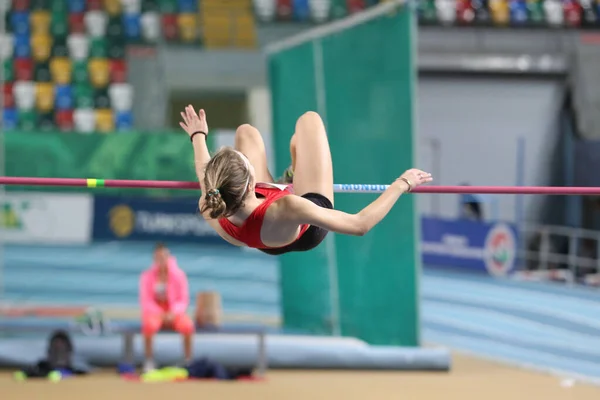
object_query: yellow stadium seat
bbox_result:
[177,13,198,43]
[35,82,54,113]
[489,0,510,25]
[30,10,51,35]
[50,57,73,84]
[88,58,110,89]
[31,33,53,62]
[96,109,114,132]
[103,0,122,16]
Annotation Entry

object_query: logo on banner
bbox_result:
[484,224,516,276]
[109,205,135,238]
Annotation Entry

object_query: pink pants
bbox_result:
[142,313,195,337]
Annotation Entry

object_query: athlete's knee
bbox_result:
[235,124,261,145]
[295,111,324,133]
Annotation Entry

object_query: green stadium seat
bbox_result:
[94,87,110,109]
[330,0,347,19]
[141,0,159,12]
[51,36,69,57]
[159,0,178,13]
[72,59,89,84]
[90,37,108,57]
[18,109,37,131]
[108,39,126,59]
[4,59,15,82]
[74,83,94,108]
[38,111,55,131]
[34,61,51,82]
[106,16,124,39]
[50,11,68,38]
[35,82,54,113]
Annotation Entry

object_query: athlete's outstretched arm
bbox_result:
[283,169,432,236]
[179,105,210,189]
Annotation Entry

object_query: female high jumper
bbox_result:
[180,105,432,256]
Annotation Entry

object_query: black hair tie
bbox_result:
[190,131,207,142]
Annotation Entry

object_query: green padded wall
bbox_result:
[268,1,420,345]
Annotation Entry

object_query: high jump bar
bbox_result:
[1,177,600,195]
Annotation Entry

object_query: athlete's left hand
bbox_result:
[179,105,209,137]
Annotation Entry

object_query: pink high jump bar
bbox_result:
[1,176,600,195]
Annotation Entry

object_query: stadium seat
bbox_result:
[115,110,133,130]
[52,35,68,56]
[472,0,490,24]
[109,59,127,82]
[69,13,85,34]
[3,82,15,108]
[50,10,69,37]
[543,0,563,25]
[177,13,197,42]
[72,59,89,84]
[35,82,54,113]
[108,83,133,111]
[68,0,86,13]
[86,0,103,11]
[55,108,75,131]
[292,0,310,21]
[31,32,52,61]
[34,61,51,81]
[0,33,15,60]
[30,10,51,34]
[104,0,122,15]
[30,0,49,9]
[88,57,110,88]
[38,111,55,130]
[90,37,107,57]
[94,87,110,109]
[13,81,35,110]
[456,0,475,24]
[14,57,34,81]
[67,33,89,60]
[18,109,37,130]
[177,0,196,13]
[159,0,178,13]
[419,0,438,23]
[11,11,30,35]
[50,57,72,84]
[254,0,276,22]
[122,0,142,14]
[161,14,178,41]
[276,0,293,20]
[108,39,125,59]
[489,0,510,25]
[436,0,457,25]
[85,10,108,37]
[509,0,528,25]
[73,107,95,132]
[51,0,68,13]
[563,0,582,27]
[123,13,142,40]
[14,33,31,58]
[95,108,114,131]
[3,108,19,130]
[330,0,348,19]
[12,0,31,12]
[141,0,159,12]
[347,0,366,14]
[106,15,124,39]
[74,83,94,108]
[5,59,15,81]
[580,0,598,26]
[140,11,160,42]
[55,84,74,110]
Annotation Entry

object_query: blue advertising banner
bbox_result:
[421,217,519,276]
[92,196,225,244]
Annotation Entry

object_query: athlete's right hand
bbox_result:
[397,169,433,191]
[179,105,209,137]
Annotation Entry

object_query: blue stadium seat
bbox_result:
[177,0,197,13]
[11,11,31,35]
[123,13,142,40]
[55,84,74,110]
[3,108,18,130]
[293,0,310,21]
[68,0,86,14]
[14,33,31,58]
[115,110,134,130]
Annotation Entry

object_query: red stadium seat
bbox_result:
[86,0,103,10]
[346,0,366,14]
[563,0,582,27]
[109,59,127,83]
[12,0,31,12]
[276,0,293,20]
[161,14,178,41]
[69,13,86,34]
[3,82,15,108]
[14,58,33,81]
[55,109,75,131]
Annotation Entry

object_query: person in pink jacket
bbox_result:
[139,243,195,372]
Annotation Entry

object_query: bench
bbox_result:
[0,318,268,376]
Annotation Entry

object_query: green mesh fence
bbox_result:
[268,1,419,345]
[4,130,216,197]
